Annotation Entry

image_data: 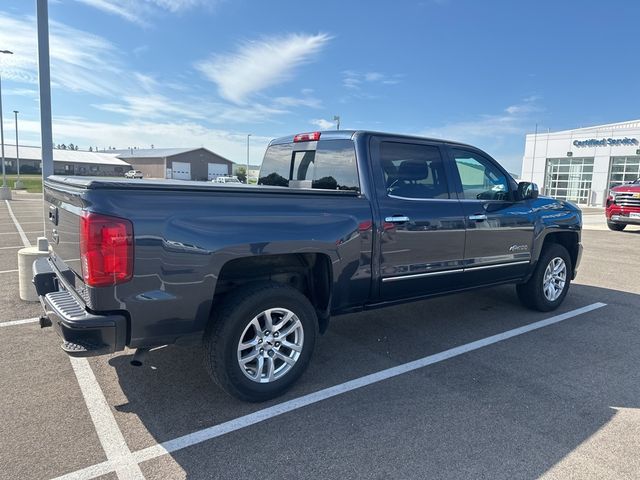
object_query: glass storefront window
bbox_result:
[609,156,640,188]
[544,157,594,204]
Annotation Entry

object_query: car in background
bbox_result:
[124,170,143,179]
[214,175,242,184]
[606,178,640,231]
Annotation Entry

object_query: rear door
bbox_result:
[370,137,467,301]
[446,146,535,284]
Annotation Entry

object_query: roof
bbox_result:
[115,147,232,163]
[526,119,640,137]
[1,144,130,166]
[269,130,471,148]
[113,147,197,158]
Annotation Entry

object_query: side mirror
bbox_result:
[517,181,539,200]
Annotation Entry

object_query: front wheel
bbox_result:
[516,243,572,312]
[203,282,318,402]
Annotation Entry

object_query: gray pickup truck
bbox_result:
[34,130,582,401]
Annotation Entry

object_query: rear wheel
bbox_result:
[516,243,572,312]
[607,221,625,231]
[203,282,318,402]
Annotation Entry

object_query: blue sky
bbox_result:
[1,0,639,173]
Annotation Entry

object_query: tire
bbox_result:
[203,282,318,402]
[607,221,625,231]
[516,243,572,312]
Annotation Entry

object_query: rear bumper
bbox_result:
[33,257,127,357]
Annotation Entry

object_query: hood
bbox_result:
[611,183,640,193]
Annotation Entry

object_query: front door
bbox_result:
[448,147,535,284]
[371,138,467,301]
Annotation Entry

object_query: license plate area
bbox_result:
[629,212,640,219]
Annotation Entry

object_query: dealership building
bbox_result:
[522,119,640,206]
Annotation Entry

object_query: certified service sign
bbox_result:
[573,137,639,147]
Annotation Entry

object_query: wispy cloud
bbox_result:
[272,90,322,109]
[310,118,335,129]
[93,94,209,120]
[342,70,403,90]
[421,97,543,141]
[419,97,544,173]
[73,0,215,26]
[0,11,328,157]
[196,33,331,104]
[0,13,128,96]
[93,94,288,124]
[16,116,272,164]
[2,88,39,97]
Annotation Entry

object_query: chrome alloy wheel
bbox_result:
[236,308,304,383]
[543,257,567,302]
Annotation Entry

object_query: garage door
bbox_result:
[172,162,191,180]
[208,163,228,180]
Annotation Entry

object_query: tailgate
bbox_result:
[44,181,86,293]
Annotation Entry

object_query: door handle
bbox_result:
[385,215,410,223]
[468,214,487,221]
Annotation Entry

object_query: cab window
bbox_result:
[380,142,449,199]
[452,150,510,201]
[259,139,359,191]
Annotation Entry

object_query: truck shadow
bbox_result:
[108,283,640,479]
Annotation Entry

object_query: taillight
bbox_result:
[293,131,321,142]
[80,211,133,287]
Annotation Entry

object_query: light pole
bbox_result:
[0,49,12,200]
[333,115,340,130]
[37,0,54,182]
[13,110,23,190]
[246,133,251,184]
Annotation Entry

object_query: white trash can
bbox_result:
[18,237,50,302]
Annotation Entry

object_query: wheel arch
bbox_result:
[210,253,333,333]
[533,230,580,279]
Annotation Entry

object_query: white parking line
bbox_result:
[0,269,18,274]
[4,200,32,247]
[0,231,43,235]
[53,301,607,480]
[5,209,43,212]
[68,357,145,480]
[0,246,25,250]
[0,221,43,225]
[0,317,39,327]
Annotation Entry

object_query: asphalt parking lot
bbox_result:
[1,193,640,480]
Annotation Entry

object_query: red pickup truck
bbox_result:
[606,179,640,231]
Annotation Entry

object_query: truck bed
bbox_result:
[43,175,373,349]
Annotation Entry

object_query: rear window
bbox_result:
[258,139,359,192]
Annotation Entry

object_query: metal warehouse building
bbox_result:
[115,147,233,181]
[522,119,640,206]
[1,144,131,176]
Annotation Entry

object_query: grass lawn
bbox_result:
[3,175,43,193]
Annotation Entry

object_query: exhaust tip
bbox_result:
[130,347,150,367]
